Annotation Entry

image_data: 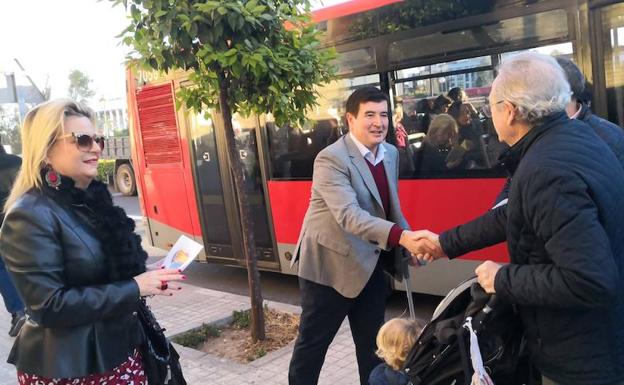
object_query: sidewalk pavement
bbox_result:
[0,282,363,385]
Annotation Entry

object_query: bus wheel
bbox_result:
[116,164,137,196]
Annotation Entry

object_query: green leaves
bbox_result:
[111,0,336,125]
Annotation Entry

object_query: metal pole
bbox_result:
[403,256,416,319]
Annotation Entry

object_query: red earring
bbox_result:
[44,167,61,189]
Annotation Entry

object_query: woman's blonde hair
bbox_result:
[376,318,422,370]
[4,99,95,212]
[393,103,404,126]
[425,113,458,148]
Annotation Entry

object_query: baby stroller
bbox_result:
[402,277,529,385]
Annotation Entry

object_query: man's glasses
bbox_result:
[58,133,106,152]
[482,100,505,118]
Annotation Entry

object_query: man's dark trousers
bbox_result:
[288,261,388,385]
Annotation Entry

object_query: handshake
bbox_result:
[399,230,447,267]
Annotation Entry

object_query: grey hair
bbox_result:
[493,52,571,126]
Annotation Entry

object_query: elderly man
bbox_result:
[442,53,624,384]
[288,86,431,385]
[478,54,624,385]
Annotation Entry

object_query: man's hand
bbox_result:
[475,261,501,294]
[399,230,445,266]
[410,229,446,264]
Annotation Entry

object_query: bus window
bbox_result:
[389,9,569,66]
[266,74,380,179]
[500,42,574,62]
[333,47,377,77]
[600,4,624,127]
[393,56,504,178]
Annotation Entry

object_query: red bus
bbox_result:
[126,0,624,295]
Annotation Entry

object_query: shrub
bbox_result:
[232,309,251,329]
[171,323,221,349]
[97,160,115,183]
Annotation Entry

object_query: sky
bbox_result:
[0,0,350,109]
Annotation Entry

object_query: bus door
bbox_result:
[589,2,624,127]
[187,110,279,269]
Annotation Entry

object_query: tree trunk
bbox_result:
[217,73,266,341]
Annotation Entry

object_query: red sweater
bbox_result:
[365,160,403,248]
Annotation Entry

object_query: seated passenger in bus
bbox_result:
[448,101,487,167]
[277,124,314,178]
[431,95,453,116]
[267,121,290,178]
[393,104,408,148]
[413,99,432,134]
[447,87,467,103]
[414,114,467,173]
[448,88,480,118]
[480,115,509,166]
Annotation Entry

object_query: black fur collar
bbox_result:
[41,172,147,281]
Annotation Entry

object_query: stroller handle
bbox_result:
[482,295,498,314]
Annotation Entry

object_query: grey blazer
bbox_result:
[292,134,410,298]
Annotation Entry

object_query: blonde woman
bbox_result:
[369,318,421,385]
[0,99,185,384]
[417,113,467,172]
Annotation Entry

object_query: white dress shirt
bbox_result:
[349,133,386,166]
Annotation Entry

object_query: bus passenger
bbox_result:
[415,114,466,172]
[448,101,486,167]
[431,94,453,115]
[555,57,624,166]
[393,104,408,148]
[447,86,467,103]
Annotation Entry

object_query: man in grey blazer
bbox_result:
[288,87,431,385]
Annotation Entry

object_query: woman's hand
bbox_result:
[133,268,185,297]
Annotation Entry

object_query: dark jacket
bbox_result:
[439,105,624,258]
[0,189,143,378]
[0,153,21,224]
[578,103,624,167]
[368,363,410,385]
[494,112,624,384]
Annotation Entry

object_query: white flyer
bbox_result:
[163,235,204,271]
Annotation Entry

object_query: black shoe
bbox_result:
[9,311,26,337]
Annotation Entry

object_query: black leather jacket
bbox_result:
[0,189,143,378]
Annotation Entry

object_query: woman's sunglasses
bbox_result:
[58,133,106,152]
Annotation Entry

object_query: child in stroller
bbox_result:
[369,318,423,385]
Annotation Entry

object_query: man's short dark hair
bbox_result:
[447,87,463,102]
[555,57,585,102]
[433,94,453,113]
[345,86,388,117]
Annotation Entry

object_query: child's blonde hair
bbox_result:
[376,318,421,370]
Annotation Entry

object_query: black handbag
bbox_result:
[137,298,187,385]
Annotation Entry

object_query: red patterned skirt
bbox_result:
[17,349,147,385]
